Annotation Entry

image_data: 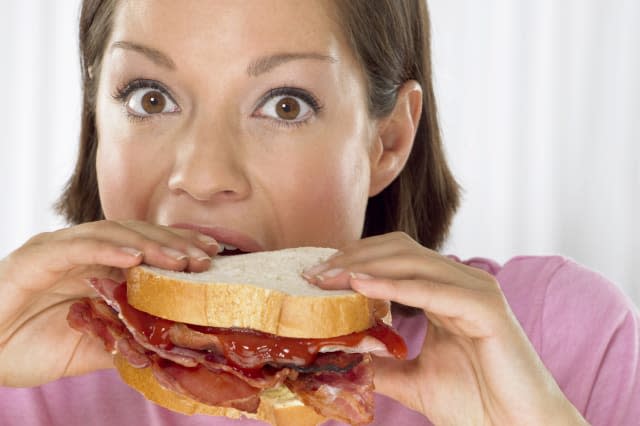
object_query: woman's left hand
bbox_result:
[304,232,588,426]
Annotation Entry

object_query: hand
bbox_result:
[305,232,588,426]
[0,220,220,387]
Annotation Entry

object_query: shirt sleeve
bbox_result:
[540,259,640,426]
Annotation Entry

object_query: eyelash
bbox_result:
[111,79,176,123]
[255,87,324,128]
[111,79,324,127]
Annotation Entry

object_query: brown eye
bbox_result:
[141,90,166,114]
[275,97,301,120]
[122,82,179,119]
[254,91,316,125]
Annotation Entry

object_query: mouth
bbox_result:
[169,223,264,255]
[217,243,246,256]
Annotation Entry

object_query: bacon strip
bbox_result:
[67,298,150,368]
[287,354,375,426]
[68,278,401,422]
[150,356,262,412]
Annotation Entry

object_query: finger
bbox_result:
[10,238,144,294]
[72,220,218,257]
[335,244,491,284]
[338,231,419,255]
[51,239,146,273]
[151,226,222,272]
[69,221,214,272]
[315,253,489,295]
[306,232,418,276]
[303,269,354,290]
[371,356,425,414]
[337,233,492,283]
[308,233,489,288]
[136,223,221,256]
[122,222,217,272]
[350,277,505,338]
[303,234,419,288]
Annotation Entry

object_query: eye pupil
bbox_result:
[276,97,300,120]
[142,90,166,114]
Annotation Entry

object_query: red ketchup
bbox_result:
[114,284,175,349]
[192,321,407,369]
[116,283,408,371]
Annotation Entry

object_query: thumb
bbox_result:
[372,356,424,414]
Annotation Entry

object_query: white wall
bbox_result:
[0,0,81,241]
[431,0,640,305]
[0,1,638,306]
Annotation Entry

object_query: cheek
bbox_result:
[96,137,139,220]
[95,120,163,221]
[269,135,372,246]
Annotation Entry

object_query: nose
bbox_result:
[168,123,251,203]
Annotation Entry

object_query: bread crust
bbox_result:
[114,355,327,426]
[125,264,377,338]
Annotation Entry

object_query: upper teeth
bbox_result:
[219,243,238,253]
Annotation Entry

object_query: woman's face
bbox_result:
[95,0,378,251]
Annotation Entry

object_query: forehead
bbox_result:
[109,0,350,66]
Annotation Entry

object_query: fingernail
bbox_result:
[319,268,344,279]
[120,247,143,257]
[197,234,219,247]
[349,272,374,280]
[328,250,343,259]
[187,246,210,262]
[303,262,330,277]
[161,247,188,261]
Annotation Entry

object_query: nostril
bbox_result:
[167,143,251,203]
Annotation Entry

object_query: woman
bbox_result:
[1,1,638,425]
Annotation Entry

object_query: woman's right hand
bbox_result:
[0,220,220,388]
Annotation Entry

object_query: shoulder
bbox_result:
[469,255,638,356]
[453,255,572,347]
[535,257,637,341]
[534,258,640,420]
[455,255,637,349]
[458,254,640,423]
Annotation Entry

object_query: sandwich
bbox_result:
[67,247,407,425]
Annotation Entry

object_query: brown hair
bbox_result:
[56,0,116,224]
[57,0,460,250]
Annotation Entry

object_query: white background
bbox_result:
[1,1,638,306]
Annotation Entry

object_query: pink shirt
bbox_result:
[1,256,638,425]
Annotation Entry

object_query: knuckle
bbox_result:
[117,219,138,228]
[73,220,110,236]
[481,273,501,290]
[25,231,52,245]
[388,279,403,299]
[390,232,422,251]
[65,236,90,253]
[176,230,201,246]
[181,229,201,239]
[392,231,412,242]
[337,240,358,255]
[405,252,427,264]
[139,239,163,254]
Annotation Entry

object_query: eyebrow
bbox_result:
[110,41,176,70]
[246,52,338,77]
[110,41,336,76]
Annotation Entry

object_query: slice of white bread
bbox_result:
[125,247,385,338]
[114,354,327,426]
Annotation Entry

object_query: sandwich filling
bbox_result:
[67,278,407,425]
